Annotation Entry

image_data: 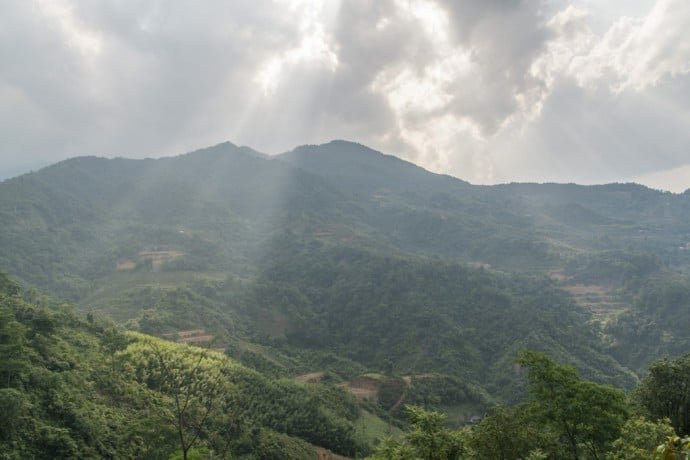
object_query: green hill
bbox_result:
[0,272,385,458]
[1,139,689,422]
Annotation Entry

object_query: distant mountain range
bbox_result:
[2,139,689,404]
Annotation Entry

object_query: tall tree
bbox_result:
[517,351,628,459]
[119,336,233,460]
[0,298,27,388]
[470,405,556,460]
[637,354,690,436]
[608,416,675,460]
[371,405,469,460]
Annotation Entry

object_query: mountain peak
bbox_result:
[278,139,470,195]
[288,139,387,159]
[181,141,267,160]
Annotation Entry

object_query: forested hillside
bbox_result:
[0,272,380,458]
[4,271,690,459]
[1,140,690,457]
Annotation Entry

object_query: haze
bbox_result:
[1,0,689,191]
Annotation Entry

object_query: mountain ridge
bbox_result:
[1,138,689,409]
[8,139,685,195]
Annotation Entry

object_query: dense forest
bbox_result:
[2,140,690,458]
[0,272,371,458]
[3,272,690,458]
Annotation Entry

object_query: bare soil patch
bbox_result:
[338,376,381,400]
[138,250,184,269]
[563,284,609,296]
[316,447,351,460]
[161,329,214,345]
[116,260,136,271]
[547,270,568,281]
[295,372,326,384]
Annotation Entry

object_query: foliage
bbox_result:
[470,405,556,460]
[398,374,486,410]
[564,251,661,287]
[227,372,365,456]
[380,353,681,459]
[3,142,690,457]
[370,406,470,460]
[654,436,690,460]
[252,240,635,397]
[605,277,690,372]
[636,354,690,436]
[1,143,681,408]
[517,351,629,459]
[0,277,376,458]
[116,336,233,460]
[608,416,675,460]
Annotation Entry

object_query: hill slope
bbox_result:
[0,272,380,458]
[1,139,688,407]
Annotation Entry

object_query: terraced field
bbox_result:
[562,283,630,323]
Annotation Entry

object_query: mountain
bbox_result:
[279,140,471,197]
[1,139,689,410]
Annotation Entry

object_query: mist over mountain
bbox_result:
[4,0,690,456]
[2,140,690,457]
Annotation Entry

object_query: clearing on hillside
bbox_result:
[338,376,381,400]
[161,329,215,345]
[295,372,326,383]
[562,283,629,321]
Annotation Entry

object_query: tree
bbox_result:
[517,351,628,459]
[637,354,690,436]
[654,435,690,459]
[0,388,31,443]
[608,416,675,460]
[119,335,233,460]
[371,405,469,460]
[0,272,20,297]
[0,300,27,388]
[470,405,556,460]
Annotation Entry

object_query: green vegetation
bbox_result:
[516,351,628,459]
[3,269,690,458]
[354,410,402,447]
[636,354,690,436]
[0,273,374,458]
[371,406,470,460]
[2,140,690,456]
[374,353,689,460]
[609,417,675,460]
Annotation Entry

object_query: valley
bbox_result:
[1,140,689,457]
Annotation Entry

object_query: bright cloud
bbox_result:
[541,0,690,92]
[0,0,688,191]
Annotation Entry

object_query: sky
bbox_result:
[1,0,689,191]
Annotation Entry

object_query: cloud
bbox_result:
[485,75,690,184]
[483,0,690,184]
[634,163,690,193]
[0,0,308,163]
[353,0,555,180]
[379,0,690,186]
[537,0,690,92]
[0,0,688,191]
